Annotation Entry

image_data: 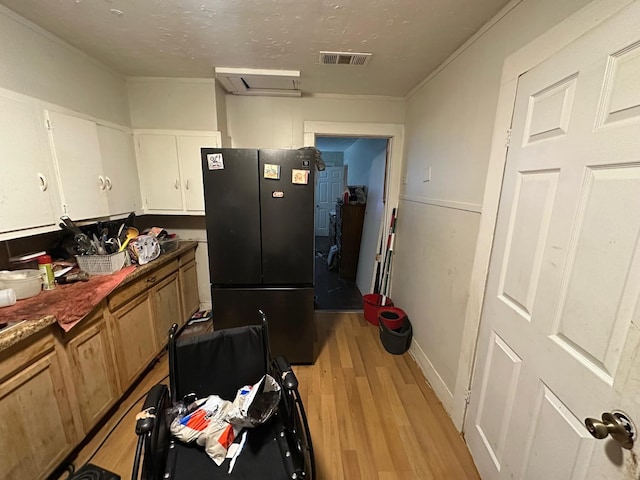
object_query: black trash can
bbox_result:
[379,315,412,355]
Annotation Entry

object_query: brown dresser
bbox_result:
[336,203,366,279]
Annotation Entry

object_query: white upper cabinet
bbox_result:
[136,134,183,211]
[135,131,221,214]
[0,89,58,234]
[0,86,142,240]
[177,134,219,211]
[47,110,109,220]
[97,125,140,216]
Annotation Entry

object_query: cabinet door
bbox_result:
[180,260,200,320]
[0,90,57,233]
[177,134,220,211]
[47,110,109,220]
[111,293,158,389]
[0,338,76,479]
[137,134,183,211]
[66,314,119,434]
[97,125,140,216]
[153,272,182,346]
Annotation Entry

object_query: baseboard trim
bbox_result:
[408,338,455,417]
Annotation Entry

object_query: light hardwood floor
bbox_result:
[60,312,479,479]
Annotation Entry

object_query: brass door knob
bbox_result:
[584,411,635,449]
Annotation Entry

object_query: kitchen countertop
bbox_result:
[0,241,198,353]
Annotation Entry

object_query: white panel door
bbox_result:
[47,110,109,220]
[97,125,140,216]
[0,89,57,233]
[176,134,220,212]
[136,134,183,211]
[314,166,344,236]
[465,5,640,479]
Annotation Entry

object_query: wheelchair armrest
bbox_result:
[135,384,167,436]
[274,356,298,390]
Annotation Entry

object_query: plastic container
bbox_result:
[362,293,393,326]
[76,251,126,275]
[0,288,16,307]
[159,236,179,254]
[379,316,413,355]
[0,270,42,300]
[38,255,56,290]
[378,307,407,330]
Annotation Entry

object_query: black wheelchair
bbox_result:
[131,312,315,479]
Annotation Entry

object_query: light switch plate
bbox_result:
[423,166,431,182]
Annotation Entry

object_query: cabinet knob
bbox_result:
[98,175,106,190]
[105,176,113,191]
[185,179,190,190]
[37,173,48,192]
[174,179,180,190]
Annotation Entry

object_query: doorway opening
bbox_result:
[313,136,390,310]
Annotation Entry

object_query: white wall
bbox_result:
[127,78,217,130]
[126,77,221,308]
[124,87,404,309]
[394,0,594,421]
[0,5,129,125]
[215,81,231,147]
[344,138,387,188]
[128,87,405,309]
[227,95,405,148]
[227,96,404,302]
[351,139,388,295]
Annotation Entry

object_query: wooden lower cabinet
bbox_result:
[110,292,158,388]
[153,271,183,345]
[64,311,119,434]
[0,335,76,480]
[180,259,199,320]
[0,244,199,479]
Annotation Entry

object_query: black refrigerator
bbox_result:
[201,148,315,364]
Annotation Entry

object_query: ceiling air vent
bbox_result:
[319,51,372,66]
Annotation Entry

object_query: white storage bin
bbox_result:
[76,251,126,275]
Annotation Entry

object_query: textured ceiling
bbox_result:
[0,0,511,96]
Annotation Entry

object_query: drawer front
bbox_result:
[0,332,55,383]
[108,259,179,311]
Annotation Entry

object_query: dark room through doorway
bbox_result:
[314,136,389,310]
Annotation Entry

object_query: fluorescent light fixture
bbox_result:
[215,67,302,97]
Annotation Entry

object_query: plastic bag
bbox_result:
[168,375,281,466]
[170,395,231,444]
[226,374,281,428]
